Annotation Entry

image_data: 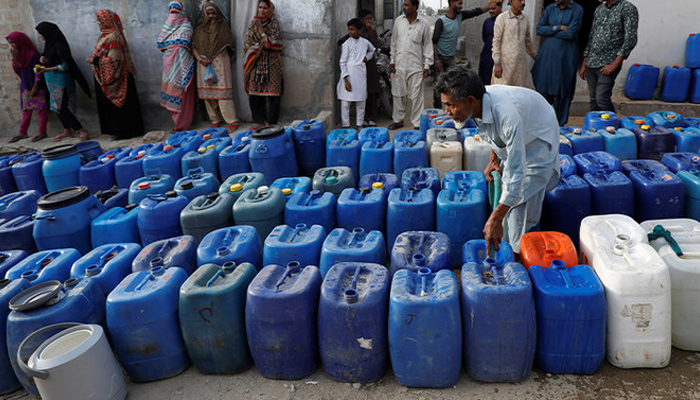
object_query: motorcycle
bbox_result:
[375,29,393,117]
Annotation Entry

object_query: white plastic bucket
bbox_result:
[641,218,700,350]
[590,242,671,368]
[18,323,126,400]
[430,141,463,181]
[579,214,648,264]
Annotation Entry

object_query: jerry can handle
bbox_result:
[17,322,82,379]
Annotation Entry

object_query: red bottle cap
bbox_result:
[137,182,150,190]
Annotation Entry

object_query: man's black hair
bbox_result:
[435,65,486,101]
[359,9,373,19]
[347,18,363,30]
[407,0,420,8]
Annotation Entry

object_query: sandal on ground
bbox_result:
[388,122,404,130]
[52,131,74,142]
[211,123,221,128]
[227,124,239,132]
[31,133,48,142]
[79,130,89,142]
[9,134,28,143]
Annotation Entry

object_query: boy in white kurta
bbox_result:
[338,18,375,128]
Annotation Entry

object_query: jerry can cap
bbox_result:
[601,114,610,120]
[203,134,212,140]
[198,147,206,153]
[207,144,216,150]
[137,182,151,190]
[635,119,645,124]
[675,127,683,131]
[641,125,651,130]
[135,154,145,160]
[252,125,285,140]
[164,145,174,151]
[325,176,338,184]
[372,182,384,189]
[180,181,194,190]
[230,183,243,192]
[257,186,270,195]
[100,157,111,163]
[105,154,115,159]
[282,188,293,195]
[165,190,178,198]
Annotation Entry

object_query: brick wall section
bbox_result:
[0,0,23,130]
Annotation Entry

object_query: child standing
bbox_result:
[337,18,375,128]
[6,32,49,143]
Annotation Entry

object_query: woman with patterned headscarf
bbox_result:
[35,21,91,142]
[244,0,283,126]
[88,9,145,139]
[193,2,239,131]
[157,0,196,132]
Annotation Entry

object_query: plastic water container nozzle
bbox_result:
[372,182,384,189]
[257,186,270,195]
[230,183,243,192]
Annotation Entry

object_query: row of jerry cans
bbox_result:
[625,63,700,103]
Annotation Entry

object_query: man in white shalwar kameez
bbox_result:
[389,0,433,130]
[491,0,537,88]
[338,18,376,128]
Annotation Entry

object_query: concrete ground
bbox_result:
[2,88,700,400]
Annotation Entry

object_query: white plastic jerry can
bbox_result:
[430,141,463,181]
[463,135,491,173]
[579,214,648,265]
[591,239,671,369]
[426,128,460,153]
[641,218,700,351]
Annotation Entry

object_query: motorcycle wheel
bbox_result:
[379,90,392,117]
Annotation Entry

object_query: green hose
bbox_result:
[488,170,501,212]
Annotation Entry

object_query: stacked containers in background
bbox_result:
[91,205,140,247]
[641,218,700,351]
[573,151,622,175]
[33,186,106,255]
[7,279,105,396]
[647,111,685,129]
[628,167,684,221]
[0,250,28,277]
[677,169,700,220]
[671,126,700,152]
[137,192,189,246]
[11,152,47,195]
[529,261,606,374]
[661,66,691,102]
[128,174,175,205]
[686,33,700,68]
[319,228,385,278]
[358,173,399,200]
[79,153,121,193]
[263,223,326,268]
[541,175,591,247]
[327,128,357,143]
[219,135,252,178]
[174,171,220,200]
[270,177,312,200]
[579,214,649,265]
[584,111,619,132]
[180,192,235,243]
[428,115,459,131]
[563,128,605,155]
[402,167,442,198]
[461,258,535,382]
[336,187,385,234]
[249,126,298,183]
[386,188,435,250]
[312,167,355,196]
[559,135,573,157]
[443,170,488,196]
[390,231,451,275]
[327,139,361,184]
[197,226,262,270]
[179,262,257,374]
[166,130,201,151]
[107,266,190,381]
[233,186,285,242]
[358,127,390,146]
[689,69,700,103]
[632,125,676,160]
[5,249,80,285]
[624,64,660,100]
[285,190,336,233]
[70,243,141,296]
[597,127,638,160]
[686,117,700,128]
[74,141,103,162]
[181,136,231,180]
[95,186,129,209]
[437,187,487,267]
[0,155,20,195]
[462,239,515,267]
[661,152,700,173]
[583,171,635,216]
[426,128,461,153]
[115,146,158,188]
[41,144,83,192]
[319,263,390,383]
[245,262,322,379]
[360,141,393,176]
[393,135,428,180]
[419,109,445,138]
[142,145,186,180]
[132,235,197,275]
[389,268,461,387]
[293,120,326,176]
[519,231,578,269]
[463,134,491,173]
[619,116,652,130]
[583,232,671,368]
[0,190,40,222]
[219,172,266,201]
[430,141,463,180]
[559,155,577,177]
[0,216,37,253]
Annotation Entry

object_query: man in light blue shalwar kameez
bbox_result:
[436,66,560,254]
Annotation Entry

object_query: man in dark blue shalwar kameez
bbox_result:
[531,0,583,126]
[478,0,503,85]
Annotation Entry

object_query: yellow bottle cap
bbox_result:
[372,182,384,189]
[675,127,683,131]
[230,184,243,192]
[474,134,481,141]
[203,134,212,140]
[207,145,216,150]
[641,125,650,130]
[601,114,610,120]
[198,147,206,153]
[282,188,293,195]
